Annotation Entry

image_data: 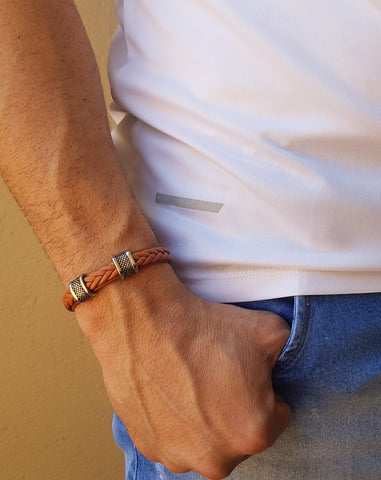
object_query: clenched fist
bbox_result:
[76,264,291,480]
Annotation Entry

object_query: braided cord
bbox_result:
[63,247,171,311]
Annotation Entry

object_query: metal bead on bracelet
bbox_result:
[112,251,138,279]
[63,247,172,312]
[69,275,94,303]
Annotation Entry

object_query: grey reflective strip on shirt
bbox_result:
[155,193,223,213]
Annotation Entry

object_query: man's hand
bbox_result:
[76,263,291,480]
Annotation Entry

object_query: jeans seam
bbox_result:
[129,446,138,480]
[275,295,311,374]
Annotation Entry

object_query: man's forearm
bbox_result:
[0,4,292,478]
[0,0,156,285]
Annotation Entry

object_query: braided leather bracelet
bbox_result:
[63,247,172,312]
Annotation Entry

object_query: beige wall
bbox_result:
[0,2,124,479]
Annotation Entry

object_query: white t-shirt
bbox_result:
[108,0,381,302]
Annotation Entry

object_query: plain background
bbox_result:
[0,1,125,478]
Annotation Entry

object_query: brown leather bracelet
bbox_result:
[63,247,172,312]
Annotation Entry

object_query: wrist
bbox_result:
[55,198,158,286]
[74,261,189,345]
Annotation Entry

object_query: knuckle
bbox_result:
[154,447,192,474]
[250,425,277,454]
[161,460,190,474]
[197,464,234,480]
[234,416,277,455]
[192,454,241,480]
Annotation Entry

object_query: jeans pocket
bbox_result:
[273,296,310,376]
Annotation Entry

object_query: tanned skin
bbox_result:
[0,2,290,478]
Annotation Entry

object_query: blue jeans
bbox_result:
[112,294,381,479]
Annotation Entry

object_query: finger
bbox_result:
[272,393,291,435]
[253,392,291,452]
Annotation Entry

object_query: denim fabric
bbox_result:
[112,294,381,479]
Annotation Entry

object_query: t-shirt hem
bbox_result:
[179,269,381,303]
